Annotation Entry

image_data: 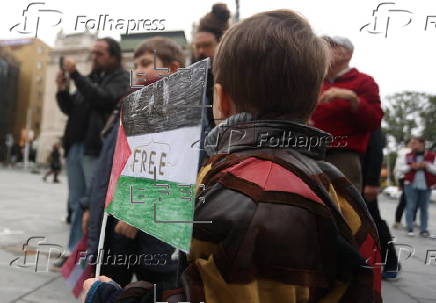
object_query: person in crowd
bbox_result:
[193,3,230,62]
[55,37,129,267]
[393,139,418,229]
[79,37,186,288]
[42,142,62,183]
[396,136,436,237]
[311,36,383,192]
[82,10,382,303]
[192,3,230,164]
[361,128,400,279]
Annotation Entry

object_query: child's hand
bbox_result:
[114,221,138,239]
[81,276,114,303]
[81,278,98,303]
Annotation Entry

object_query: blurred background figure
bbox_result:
[53,37,129,269]
[361,128,400,279]
[192,3,230,164]
[397,136,436,237]
[393,139,417,229]
[311,36,383,191]
[192,3,230,62]
[42,142,62,183]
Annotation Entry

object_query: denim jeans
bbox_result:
[66,143,98,251]
[404,184,431,233]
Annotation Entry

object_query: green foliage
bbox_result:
[383,91,434,147]
[420,95,436,150]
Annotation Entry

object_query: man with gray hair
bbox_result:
[311,35,383,191]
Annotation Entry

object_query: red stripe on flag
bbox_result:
[72,263,95,298]
[105,121,132,208]
[61,234,88,279]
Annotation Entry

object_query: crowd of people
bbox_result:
[48,4,435,303]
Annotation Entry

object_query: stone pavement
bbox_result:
[0,168,436,302]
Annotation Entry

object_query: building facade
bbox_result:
[0,39,51,150]
[0,48,20,162]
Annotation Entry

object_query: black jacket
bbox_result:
[56,67,129,156]
[361,128,385,187]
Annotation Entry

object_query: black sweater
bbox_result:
[56,67,129,156]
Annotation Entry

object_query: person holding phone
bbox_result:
[397,136,436,237]
[54,37,129,268]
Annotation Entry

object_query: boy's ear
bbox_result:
[168,61,181,73]
[213,83,234,121]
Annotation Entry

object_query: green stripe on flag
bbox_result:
[106,175,194,252]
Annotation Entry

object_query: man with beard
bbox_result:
[311,36,383,191]
[55,38,129,267]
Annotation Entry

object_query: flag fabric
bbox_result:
[61,234,95,298]
[105,59,209,253]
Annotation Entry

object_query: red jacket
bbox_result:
[311,68,383,154]
[404,151,436,188]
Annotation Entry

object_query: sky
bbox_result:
[2,0,436,100]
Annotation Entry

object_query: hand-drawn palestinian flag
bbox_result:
[104,59,209,253]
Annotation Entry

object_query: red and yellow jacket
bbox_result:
[88,117,382,303]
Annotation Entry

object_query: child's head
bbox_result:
[213,10,329,123]
[133,37,185,82]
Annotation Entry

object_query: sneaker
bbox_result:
[392,222,402,230]
[382,263,402,280]
[50,255,68,272]
[420,231,430,238]
[407,230,415,237]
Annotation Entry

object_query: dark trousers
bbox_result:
[100,217,178,288]
[366,198,399,272]
[395,190,418,224]
[326,151,362,192]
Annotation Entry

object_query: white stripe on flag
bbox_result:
[121,125,201,184]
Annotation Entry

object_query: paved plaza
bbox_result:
[1,168,436,302]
